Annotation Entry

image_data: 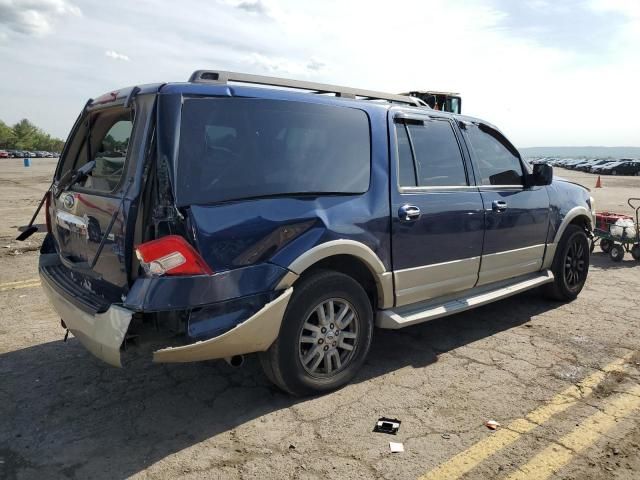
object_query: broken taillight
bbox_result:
[135,235,213,276]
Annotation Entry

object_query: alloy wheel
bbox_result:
[564,238,587,289]
[298,298,359,377]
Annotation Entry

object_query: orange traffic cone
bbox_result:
[595,175,602,188]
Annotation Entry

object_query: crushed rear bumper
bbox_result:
[39,251,293,366]
[40,272,133,367]
[153,288,292,362]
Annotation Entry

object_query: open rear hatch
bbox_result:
[41,88,157,313]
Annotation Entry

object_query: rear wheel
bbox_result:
[609,244,625,262]
[545,224,590,301]
[600,238,613,253]
[259,270,374,396]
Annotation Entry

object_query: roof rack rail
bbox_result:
[188,70,424,107]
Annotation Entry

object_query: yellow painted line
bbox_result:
[0,281,41,292]
[0,277,40,288]
[506,384,640,480]
[418,353,633,480]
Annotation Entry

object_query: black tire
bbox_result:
[259,270,374,396]
[600,238,613,253]
[631,244,640,261]
[609,244,625,262]
[545,224,590,301]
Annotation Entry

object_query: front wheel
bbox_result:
[545,224,590,301]
[631,244,640,261]
[260,270,374,396]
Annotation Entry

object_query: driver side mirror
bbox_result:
[531,163,553,186]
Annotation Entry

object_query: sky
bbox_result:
[0,0,639,148]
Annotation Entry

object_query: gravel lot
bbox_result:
[1,159,639,480]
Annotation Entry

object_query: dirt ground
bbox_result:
[1,159,639,480]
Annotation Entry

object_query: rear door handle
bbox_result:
[492,200,508,212]
[399,204,421,222]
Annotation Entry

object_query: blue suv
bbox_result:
[32,70,595,395]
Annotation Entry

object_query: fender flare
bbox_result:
[276,240,394,309]
[543,206,593,269]
[553,206,593,245]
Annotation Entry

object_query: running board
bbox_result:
[377,270,554,329]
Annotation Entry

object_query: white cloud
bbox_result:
[246,52,326,76]
[590,0,640,18]
[0,0,80,36]
[105,49,130,61]
[235,0,270,16]
[306,57,325,72]
[0,0,638,147]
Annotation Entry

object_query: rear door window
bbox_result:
[395,119,468,187]
[396,124,416,186]
[176,98,371,204]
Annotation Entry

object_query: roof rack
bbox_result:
[188,70,424,107]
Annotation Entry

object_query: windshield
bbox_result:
[176,97,371,205]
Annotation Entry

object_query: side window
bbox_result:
[406,120,467,187]
[176,98,371,204]
[396,124,416,186]
[464,123,523,186]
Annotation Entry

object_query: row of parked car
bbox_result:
[529,157,640,175]
[0,149,59,158]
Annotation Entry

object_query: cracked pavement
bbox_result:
[1,160,639,479]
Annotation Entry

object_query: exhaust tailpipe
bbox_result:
[224,355,244,368]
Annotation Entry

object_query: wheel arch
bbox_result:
[276,240,394,309]
[543,207,593,270]
[553,207,593,245]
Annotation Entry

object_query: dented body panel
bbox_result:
[153,288,293,362]
[38,76,594,372]
[40,254,133,367]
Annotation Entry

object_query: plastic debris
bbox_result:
[373,417,401,435]
[485,420,501,430]
[441,433,451,440]
[389,442,404,453]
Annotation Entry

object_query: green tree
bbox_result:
[12,119,40,150]
[0,118,65,152]
[0,121,17,148]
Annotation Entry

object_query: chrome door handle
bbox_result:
[399,204,421,221]
[492,200,508,212]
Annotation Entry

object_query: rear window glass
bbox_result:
[58,107,133,192]
[176,98,371,204]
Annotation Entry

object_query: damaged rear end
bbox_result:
[39,84,294,367]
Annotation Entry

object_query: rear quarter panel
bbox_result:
[186,104,392,274]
